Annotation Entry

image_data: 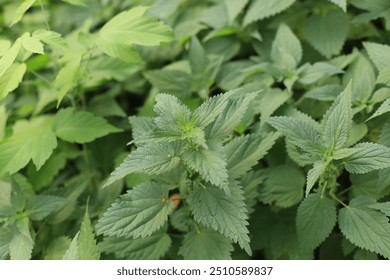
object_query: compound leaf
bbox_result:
[296,193,337,251]
[96,183,174,239]
[339,196,390,259]
[52,108,121,144]
[179,228,233,260]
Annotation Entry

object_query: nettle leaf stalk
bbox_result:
[96,89,278,259]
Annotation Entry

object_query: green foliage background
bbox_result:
[1,0,390,260]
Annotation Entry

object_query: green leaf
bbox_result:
[26,195,68,221]
[370,202,390,216]
[99,227,171,260]
[0,37,22,78]
[380,122,390,147]
[271,23,302,70]
[0,117,57,175]
[187,183,251,255]
[9,218,34,260]
[296,193,337,251]
[259,89,291,124]
[96,6,174,63]
[192,93,230,128]
[0,63,26,100]
[259,165,304,208]
[189,36,207,76]
[129,116,155,144]
[96,183,174,239]
[344,143,390,174]
[306,160,329,196]
[367,98,390,121]
[62,232,80,260]
[10,0,36,26]
[183,141,229,191]
[52,108,121,144]
[78,209,100,260]
[225,132,278,179]
[224,0,249,24]
[0,105,6,141]
[243,0,296,26]
[304,9,349,58]
[61,0,87,6]
[0,226,13,260]
[299,62,343,85]
[104,142,183,187]
[339,196,390,259]
[32,30,68,52]
[54,52,82,105]
[144,70,192,98]
[363,42,390,71]
[328,0,347,11]
[21,33,44,54]
[323,83,352,151]
[179,228,233,260]
[304,84,343,101]
[267,116,324,154]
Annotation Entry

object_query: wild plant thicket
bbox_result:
[1,0,390,260]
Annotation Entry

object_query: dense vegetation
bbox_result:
[1,0,390,260]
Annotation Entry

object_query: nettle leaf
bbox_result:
[144,69,192,98]
[52,108,121,144]
[96,6,174,63]
[78,209,100,260]
[296,193,337,251]
[259,89,291,125]
[99,228,171,260]
[304,9,349,58]
[183,141,229,191]
[339,196,390,259]
[243,0,296,26]
[0,63,26,100]
[267,116,324,154]
[179,228,234,260]
[0,37,22,78]
[10,0,36,26]
[306,160,329,196]
[299,62,343,85]
[187,182,251,255]
[271,23,302,70]
[370,202,390,216]
[225,132,278,179]
[328,0,347,12]
[323,83,352,151]
[367,98,390,121]
[259,165,304,208]
[96,183,174,239]
[0,226,13,260]
[344,143,390,174]
[189,36,207,77]
[129,116,155,144]
[363,42,390,72]
[380,122,390,147]
[63,232,80,260]
[0,117,57,176]
[192,93,229,128]
[224,0,249,25]
[9,218,34,260]
[26,195,68,221]
[105,141,183,187]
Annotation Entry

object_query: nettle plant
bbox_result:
[96,90,278,259]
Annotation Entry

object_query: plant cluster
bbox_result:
[1,0,390,260]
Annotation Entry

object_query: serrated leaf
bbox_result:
[370,202,390,216]
[179,228,233,260]
[96,6,174,63]
[10,0,36,26]
[21,34,44,54]
[0,37,22,78]
[63,232,80,260]
[224,0,249,24]
[304,9,349,58]
[26,195,68,221]
[187,183,251,255]
[367,98,390,121]
[243,0,295,26]
[78,209,100,260]
[0,117,57,175]
[259,165,304,208]
[377,168,390,193]
[183,141,229,191]
[129,116,155,145]
[267,116,324,154]
[323,83,352,151]
[9,218,34,260]
[0,226,13,260]
[296,193,337,251]
[52,108,121,143]
[104,142,183,187]
[225,132,278,179]
[0,63,26,100]
[99,227,171,260]
[328,0,347,11]
[363,42,390,71]
[339,196,390,259]
[306,160,329,196]
[32,30,68,52]
[192,93,229,128]
[344,143,390,174]
[271,23,302,70]
[299,62,343,85]
[96,183,174,239]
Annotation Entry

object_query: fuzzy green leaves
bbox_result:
[243,0,295,26]
[96,6,174,63]
[344,143,390,173]
[96,183,174,239]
